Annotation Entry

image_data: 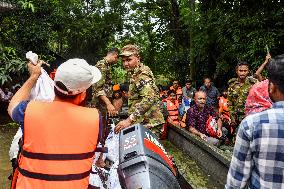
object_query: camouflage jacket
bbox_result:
[127,64,165,127]
[92,58,113,99]
[227,77,258,122]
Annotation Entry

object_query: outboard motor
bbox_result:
[118,124,181,189]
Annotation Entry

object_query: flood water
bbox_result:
[0,119,223,189]
[163,141,223,189]
[0,126,17,189]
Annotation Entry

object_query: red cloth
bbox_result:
[245,79,272,116]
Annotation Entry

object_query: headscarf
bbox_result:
[245,79,272,115]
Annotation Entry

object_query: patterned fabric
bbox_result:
[226,101,284,189]
[185,104,217,135]
[227,77,257,123]
[127,63,165,127]
[199,85,220,107]
[0,88,13,102]
[92,58,113,99]
[245,79,272,116]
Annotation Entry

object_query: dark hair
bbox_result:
[203,77,211,82]
[161,85,169,91]
[120,83,129,92]
[185,79,193,84]
[107,47,119,55]
[54,81,79,99]
[268,54,284,94]
[236,61,249,69]
[172,80,179,83]
[167,89,176,96]
[112,90,122,99]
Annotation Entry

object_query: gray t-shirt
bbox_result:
[182,86,196,99]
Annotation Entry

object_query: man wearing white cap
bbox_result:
[8,59,102,189]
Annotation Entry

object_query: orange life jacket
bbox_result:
[170,86,182,99]
[16,101,99,189]
[219,96,230,121]
[166,99,179,125]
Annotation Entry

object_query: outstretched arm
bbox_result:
[254,53,271,81]
[8,61,42,117]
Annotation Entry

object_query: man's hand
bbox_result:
[114,118,132,134]
[8,60,43,117]
[28,60,43,78]
[230,121,237,128]
[217,128,223,138]
[199,133,207,141]
[265,53,271,63]
[106,103,118,117]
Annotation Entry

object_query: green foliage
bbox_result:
[155,75,171,87]
[0,43,26,85]
[18,0,35,12]
[111,61,127,84]
[1,0,283,88]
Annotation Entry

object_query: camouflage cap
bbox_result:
[120,44,140,57]
[120,51,135,57]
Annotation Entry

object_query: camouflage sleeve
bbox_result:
[130,75,158,122]
[227,85,235,122]
[92,60,107,97]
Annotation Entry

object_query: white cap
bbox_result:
[54,58,101,95]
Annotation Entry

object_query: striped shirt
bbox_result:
[226,101,284,189]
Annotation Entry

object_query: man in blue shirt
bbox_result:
[199,77,220,107]
[226,54,284,189]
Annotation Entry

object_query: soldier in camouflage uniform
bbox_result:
[92,48,119,116]
[115,44,165,136]
[227,62,258,131]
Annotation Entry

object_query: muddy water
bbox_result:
[163,141,224,189]
[0,126,18,189]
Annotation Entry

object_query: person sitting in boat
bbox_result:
[162,90,181,126]
[186,91,223,146]
[170,80,183,100]
[218,88,234,144]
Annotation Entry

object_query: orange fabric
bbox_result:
[176,88,182,99]
[166,100,179,125]
[219,96,230,120]
[169,86,182,99]
[10,168,19,189]
[17,101,99,189]
[112,84,120,91]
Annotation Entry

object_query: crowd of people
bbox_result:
[4,43,284,188]
[156,54,274,148]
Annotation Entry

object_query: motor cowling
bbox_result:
[118,124,181,189]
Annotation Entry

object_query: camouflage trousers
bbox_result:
[231,113,246,144]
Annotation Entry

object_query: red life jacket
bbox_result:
[16,101,99,189]
[206,115,218,137]
[166,99,179,125]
